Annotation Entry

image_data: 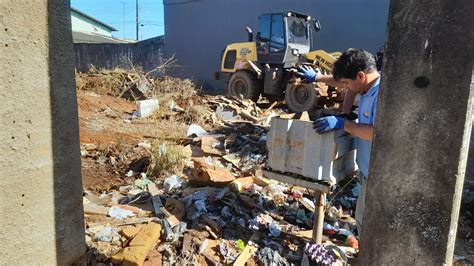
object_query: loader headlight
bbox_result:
[291,48,299,56]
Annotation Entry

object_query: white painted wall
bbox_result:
[71,11,113,37]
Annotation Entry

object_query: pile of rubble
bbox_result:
[77,67,362,265]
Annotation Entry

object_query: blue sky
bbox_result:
[71,0,164,40]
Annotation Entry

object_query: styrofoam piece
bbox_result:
[187,124,208,137]
[136,99,159,118]
[266,117,356,183]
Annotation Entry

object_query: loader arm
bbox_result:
[305,50,341,74]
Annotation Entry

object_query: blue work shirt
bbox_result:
[356,77,380,177]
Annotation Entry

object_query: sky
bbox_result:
[71,0,164,40]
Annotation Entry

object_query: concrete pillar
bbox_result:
[359,0,473,264]
[0,1,85,264]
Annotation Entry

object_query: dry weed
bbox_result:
[148,141,186,178]
[152,76,198,99]
[76,58,209,179]
[75,68,129,96]
[179,104,209,125]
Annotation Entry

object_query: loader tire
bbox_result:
[285,82,319,113]
[228,71,261,102]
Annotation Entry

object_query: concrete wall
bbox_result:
[468,123,474,180]
[163,0,390,91]
[71,10,113,37]
[0,0,85,264]
[359,0,473,263]
[74,36,165,73]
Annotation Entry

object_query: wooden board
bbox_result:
[262,170,331,193]
[147,183,163,215]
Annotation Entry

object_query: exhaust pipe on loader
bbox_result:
[245,27,253,42]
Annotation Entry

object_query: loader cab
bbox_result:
[256,12,316,67]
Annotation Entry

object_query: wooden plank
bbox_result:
[107,203,149,215]
[262,170,331,193]
[83,198,110,215]
[228,103,260,123]
[181,186,217,197]
[263,101,278,114]
[117,217,161,226]
[233,244,258,266]
[233,233,259,266]
[147,183,163,215]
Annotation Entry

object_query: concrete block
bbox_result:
[136,99,159,118]
[266,117,356,183]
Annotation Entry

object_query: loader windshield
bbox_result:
[287,16,309,45]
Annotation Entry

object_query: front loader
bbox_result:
[213,11,343,112]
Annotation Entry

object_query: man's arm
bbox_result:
[344,120,373,141]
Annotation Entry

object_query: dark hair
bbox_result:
[332,49,377,81]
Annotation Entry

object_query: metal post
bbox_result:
[120,1,127,39]
[312,192,325,244]
[135,0,139,41]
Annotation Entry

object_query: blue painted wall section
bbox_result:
[163,0,390,91]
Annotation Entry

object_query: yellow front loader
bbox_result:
[213,11,343,112]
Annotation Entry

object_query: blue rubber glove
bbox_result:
[313,116,345,134]
[296,65,318,83]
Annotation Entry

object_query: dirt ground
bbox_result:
[78,91,156,145]
[78,90,156,191]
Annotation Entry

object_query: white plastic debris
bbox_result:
[299,197,316,211]
[96,226,120,242]
[136,99,159,118]
[86,225,121,243]
[199,239,209,254]
[186,124,208,137]
[163,175,183,192]
[215,106,237,120]
[108,206,135,220]
[137,77,152,95]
